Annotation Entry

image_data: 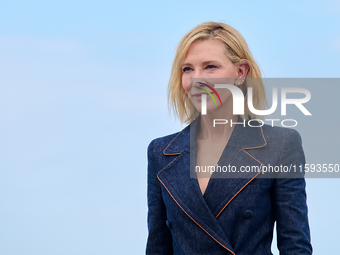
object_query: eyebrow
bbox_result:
[181,60,220,67]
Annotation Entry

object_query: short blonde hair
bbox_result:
[168,21,267,123]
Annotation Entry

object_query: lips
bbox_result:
[191,91,215,102]
[191,91,214,98]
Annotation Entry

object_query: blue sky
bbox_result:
[0,0,339,254]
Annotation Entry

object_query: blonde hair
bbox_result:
[168,21,267,123]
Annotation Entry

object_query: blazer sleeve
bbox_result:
[146,140,173,255]
[273,129,313,255]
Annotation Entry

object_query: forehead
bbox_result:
[183,39,227,63]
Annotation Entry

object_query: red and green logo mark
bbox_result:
[197,82,223,106]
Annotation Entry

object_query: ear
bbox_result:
[237,61,250,78]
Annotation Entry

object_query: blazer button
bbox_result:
[165,220,171,229]
[243,210,254,219]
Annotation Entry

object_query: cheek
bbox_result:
[182,75,191,93]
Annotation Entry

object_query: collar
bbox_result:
[163,116,267,155]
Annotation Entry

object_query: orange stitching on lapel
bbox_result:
[157,176,235,255]
[159,155,182,173]
[215,126,267,218]
[164,152,182,155]
[215,167,263,218]
[163,135,182,155]
[242,125,267,150]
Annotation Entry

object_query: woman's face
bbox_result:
[181,39,245,114]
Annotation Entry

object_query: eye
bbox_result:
[182,67,192,73]
[205,65,218,70]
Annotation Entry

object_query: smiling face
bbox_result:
[181,39,245,115]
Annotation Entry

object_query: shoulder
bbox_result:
[147,127,189,172]
[148,132,179,153]
[147,126,188,156]
[261,124,305,170]
[261,124,302,147]
[257,124,306,178]
[255,124,305,167]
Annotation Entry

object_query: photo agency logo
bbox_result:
[191,78,312,127]
[196,82,223,114]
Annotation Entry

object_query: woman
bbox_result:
[146,22,312,255]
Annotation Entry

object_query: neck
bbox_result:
[198,102,239,140]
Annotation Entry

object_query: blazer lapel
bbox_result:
[158,123,235,253]
[157,117,267,253]
[202,119,267,217]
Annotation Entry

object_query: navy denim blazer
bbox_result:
[146,118,312,255]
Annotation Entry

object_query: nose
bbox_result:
[190,69,209,90]
[191,68,205,79]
